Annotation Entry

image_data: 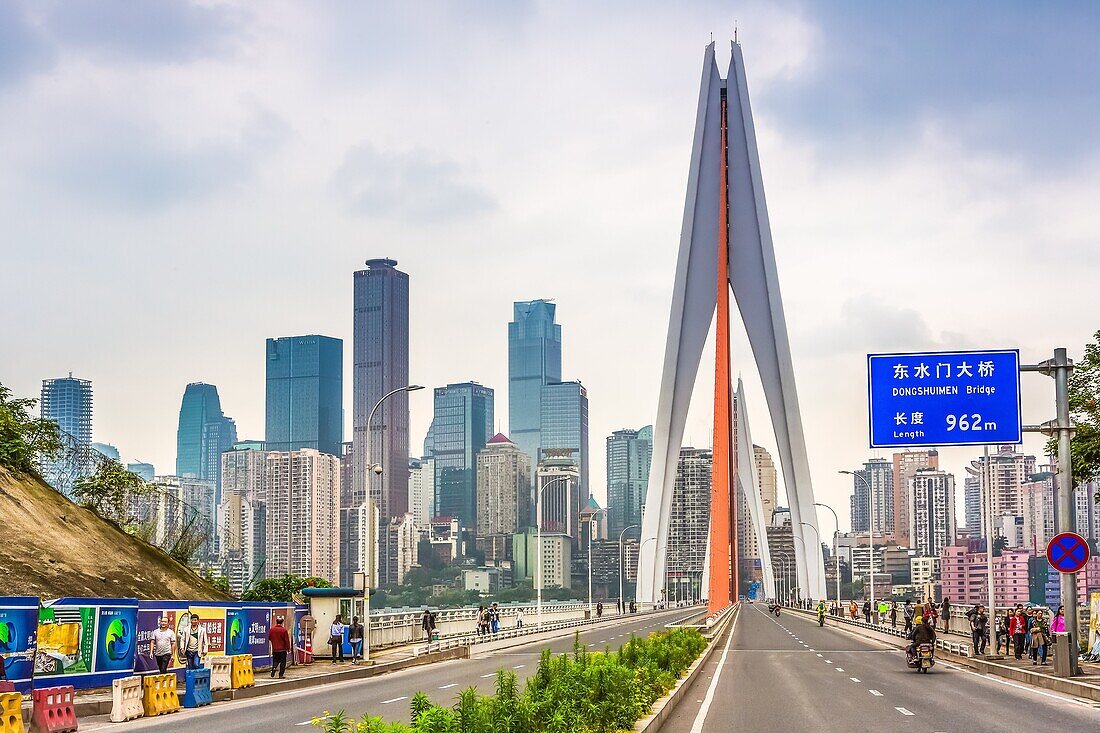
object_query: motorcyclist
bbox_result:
[817,600,828,626]
[907,614,937,662]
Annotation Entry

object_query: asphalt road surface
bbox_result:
[660,603,1100,732]
[78,606,699,732]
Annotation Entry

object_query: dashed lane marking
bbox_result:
[896,707,914,716]
[513,664,526,669]
[381,696,407,704]
[849,678,860,683]
[480,673,496,678]
[439,683,458,689]
[816,654,823,657]
[835,668,845,672]
[869,690,883,697]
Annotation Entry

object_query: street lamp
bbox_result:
[815,502,841,606]
[798,521,819,605]
[588,507,607,614]
[775,550,792,605]
[639,537,657,609]
[791,534,807,606]
[618,524,641,613]
[361,384,424,662]
[840,469,874,612]
[536,476,571,628]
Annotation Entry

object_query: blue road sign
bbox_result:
[868,349,1022,448]
[1047,532,1090,574]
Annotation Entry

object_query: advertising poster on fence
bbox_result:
[1090,593,1100,652]
[0,597,39,693]
[189,605,229,656]
[244,606,272,667]
[135,601,189,675]
[36,598,139,689]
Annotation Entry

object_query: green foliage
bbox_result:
[241,574,332,602]
[311,710,413,733]
[0,383,63,474]
[319,627,708,733]
[1048,330,1100,489]
[200,567,233,596]
[71,459,151,523]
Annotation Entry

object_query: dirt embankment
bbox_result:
[0,465,231,601]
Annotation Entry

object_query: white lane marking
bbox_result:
[513,664,526,669]
[869,690,883,696]
[687,603,740,733]
[835,667,845,672]
[381,696,407,704]
[824,659,832,664]
[587,643,596,647]
[816,653,823,657]
[935,659,1094,707]
[295,722,313,727]
[438,683,458,689]
[480,673,496,678]
[896,707,914,716]
[849,677,860,683]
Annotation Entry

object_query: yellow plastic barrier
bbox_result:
[230,654,255,689]
[141,674,179,717]
[0,692,25,733]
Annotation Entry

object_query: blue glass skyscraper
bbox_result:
[40,374,93,495]
[540,380,589,507]
[606,426,652,538]
[428,382,494,530]
[265,335,343,456]
[508,300,561,472]
[176,382,237,505]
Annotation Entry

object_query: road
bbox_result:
[79,606,699,732]
[661,603,1100,732]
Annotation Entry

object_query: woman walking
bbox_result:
[329,615,346,664]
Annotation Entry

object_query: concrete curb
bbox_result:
[633,604,740,733]
[787,607,1100,703]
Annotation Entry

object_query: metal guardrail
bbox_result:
[788,607,973,657]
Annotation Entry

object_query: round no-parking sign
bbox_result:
[1047,532,1090,574]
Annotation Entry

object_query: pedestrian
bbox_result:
[1030,612,1050,665]
[849,600,858,620]
[1010,608,1027,660]
[966,604,988,656]
[268,616,291,679]
[348,616,364,664]
[490,603,501,634]
[329,614,346,664]
[177,614,208,670]
[1051,604,1067,634]
[421,608,434,640]
[150,617,176,674]
[630,600,637,614]
[596,602,603,618]
[903,600,915,635]
[995,611,1009,655]
[515,609,524,629]
[862,600,871,624]
[877,600,888,625]
[890,601,898,628]
[941,597,952,633]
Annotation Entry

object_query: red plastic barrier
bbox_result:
[0,681,14,693]
[31,686,78,733]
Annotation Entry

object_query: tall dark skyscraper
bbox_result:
[40,374,93,495]
[428,382,494,530]
[176,382,237,505]
[352,259,410,521]
[540,380,589,507]
[606,426,652,538]
[508,300,561,471]
[265,335,343,456]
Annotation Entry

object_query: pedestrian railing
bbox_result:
[789,607,973,657]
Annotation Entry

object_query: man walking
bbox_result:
[903,600,915,635]
[268,616,291,679]
[1010,608,1027,660]
[862,600,872,624]
[489,603,500,634]
[348,616,364,664]
[178,614,208,670]
[150,617,176,674]
[889,601,898,628]
[966,604,988,656]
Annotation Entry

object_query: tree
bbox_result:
[0,383,63,474]
[992,535,1008,557]
[241,574,333,602]
[71,459,150,523]
[1049,330,1100,493]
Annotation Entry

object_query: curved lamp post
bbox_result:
[814,502,841,605]
[839,469,874,610]
[588,507,607,614]
[536,476,572,628]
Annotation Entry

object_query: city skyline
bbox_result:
[6,3,1100,532]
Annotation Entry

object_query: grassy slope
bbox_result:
[0,465,232,601]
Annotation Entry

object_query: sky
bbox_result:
[2,1,1099,534]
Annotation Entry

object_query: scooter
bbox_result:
[768,603,781,617]
[906,643,935,673]
[818,612,826,627]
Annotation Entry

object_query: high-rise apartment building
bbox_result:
[265,449,340,582]
[605,426,652,538]
[536,449,581,541]
[40,375,93,495]
[1021,471,1055,553]
[476,433,532,537]
[219,446,268,592]
[352,258,410,520]
[1075,480,1100,542]
[667,448,712,592]
[508,300,562,475]
[965,445,1037,538]
[146,475,217,561]
[379,513,419,586]
[753,445,778,524]
[963,476,983,537]
[426,382,494,530]
[540,381,589,509]
[908,468,956,558]
[175,383,237,508]
[265,335,343,456]
[939,545,1030,607]
[408,456,434,524]
[892,450,938,548]
[850,458,893,536]
[339,500,379,588]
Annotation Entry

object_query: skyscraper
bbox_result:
[850,458,893,536]
[408,456,434,524]
[892,450,939,547]
[605,427,652,538]
[540,381,589,509]
[908,468,956,558]
[667,448,712,597]
[476,433,532,537]
[536,449,581,540]
[428,382,494,530]
[265,335,343,456]
[754,446,778,524]
[965,445,1037,538]
[352,258,410,520]
[264,449,340,582]
[40,375,93,495]
[508,300,561,471]
[175,383,237,508]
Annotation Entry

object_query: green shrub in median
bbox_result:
[311,627,708,733]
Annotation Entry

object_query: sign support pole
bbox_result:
[984,444,994,645]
